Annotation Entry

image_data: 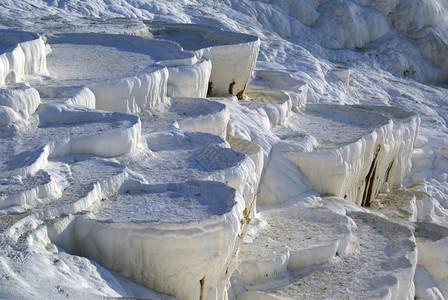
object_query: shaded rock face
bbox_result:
[414,27,448,82]
[227,0,448,83]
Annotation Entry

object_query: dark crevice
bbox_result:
[236,83,247,100]
[361,145,381,207]
[199,276,205,300]
[228,81,236,95]
[363,166,377,207]
[385,160,394,183]
[207,81,213,96]
[236,89,244,100]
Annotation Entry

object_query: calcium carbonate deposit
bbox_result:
[0,0,447,299]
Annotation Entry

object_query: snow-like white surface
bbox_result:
[241,211,417,300]
[0,0,447,299]
[0,30,47,85]
[171,97,229,138]
[414,265,445,300]
[0,94,140,181]
[249,69,308,110]
[42,32,222,114]
[242,88,293,128]
[415,222,448,298]
[0,86,40,120]
[47,43,154,80]
[46,33,195,67]
[44,33,201,114]
[370,186,421,222]
[275,105,419,206]
[235,207,352,292]
[63,181,245,300]
[150,23,260,98]
[259,104,420,207]
[130,131,260,213]
[167,59,212,98]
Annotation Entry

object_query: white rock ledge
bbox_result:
[167,58,212,98]
[249,69,308,110]
[244,211,417,300]
[67,180,245,300]
[235,207,352,291]
[134,128,260,213]
[45,32,212,114]
[148,23,260,98]
[3,158,133,255]
[36,85,96,108]
[172,97,229,139]
[371,187,421,222]
[415,222,448,298]
[46,33,196,67]
[0,169,59,210]
[260,104,419,207]
[0,30,47,85]
[0,101,140,177]
[137,97,229,138]
[0,86,40,117]
[227,134,264,213]
[242,87,293,128]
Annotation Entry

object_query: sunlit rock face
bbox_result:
[69,181,245,300]
[236,210,417,300]
[0,31,47,85]
[259,104,419,207]
[148,23,260,99]
[414,222,448,298]
[44,32,210,114]
[234,207,353,291]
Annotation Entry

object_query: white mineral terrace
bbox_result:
[140,97,229,138]
[59,180,245,300]
[273,104,391,149]
[0,30,47,85]
[259,104,420,207]
[234,207,353,294]
[414,222,448,298]
[0,19,445,300]
[119,130,261,210]
[95,181,237,223]
[149,23,260,98]
[41,33,211,114]
[247,69,308,110]
[47,43,155,80]
[0,87,140,178]
[239,211,417,300]
[241,88,295,128]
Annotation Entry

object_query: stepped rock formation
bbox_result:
[0,4,446,298]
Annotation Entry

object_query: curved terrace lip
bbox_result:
[92,180,239,227]
[146,22,259,51]
[351,104,418,122]
[0,30,41,53]
[273,104,398,150]
[44,32,196,86]
[414,222,448,242]
[169,97,226,117]
[45,32,194,62]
